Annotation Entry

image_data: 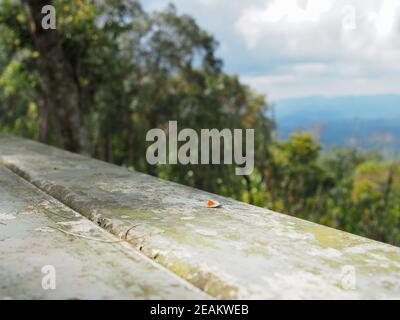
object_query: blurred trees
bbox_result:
[0,0,399,246]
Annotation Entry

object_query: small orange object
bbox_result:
[207,200,221,208]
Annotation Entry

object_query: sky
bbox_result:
[143,0,400,101]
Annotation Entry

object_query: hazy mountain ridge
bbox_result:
[274,95,400,155]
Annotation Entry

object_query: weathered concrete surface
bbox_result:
[1,134,400,299]
[0,166,209,300]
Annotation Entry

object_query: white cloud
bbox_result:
[236,0,400,59]
[242,72,400,100]
[236,0,335,48]
[235,0,400,99]
[144,0,400,100]
[375,0,398,36]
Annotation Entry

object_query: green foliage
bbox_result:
[0,0,399,246]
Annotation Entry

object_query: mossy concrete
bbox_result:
[1,134,400,299]
[0,166,209,300]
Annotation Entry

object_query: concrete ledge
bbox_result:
[1,134,400,299]
[0,167,209,299]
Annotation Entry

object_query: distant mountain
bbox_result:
[274,94,400,156]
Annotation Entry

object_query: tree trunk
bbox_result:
[24,0,87,153]
[38,96,47,142]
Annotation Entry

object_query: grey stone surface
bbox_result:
[1,134,400,299]
[0,166,209,300]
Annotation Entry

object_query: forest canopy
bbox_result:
[0,0,399,246]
